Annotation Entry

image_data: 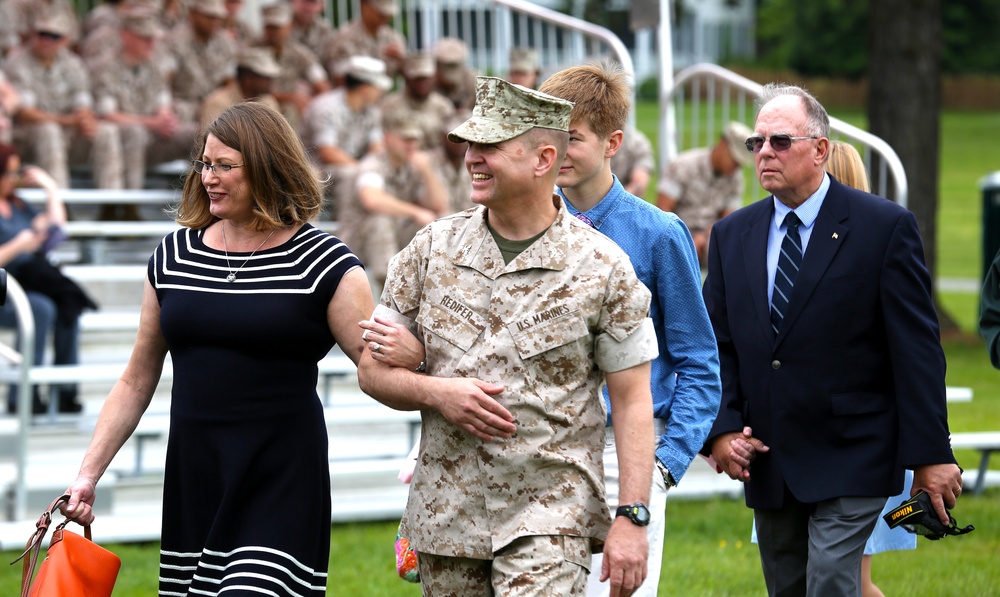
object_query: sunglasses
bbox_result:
[35,31,65,41]
[745,134,818,153]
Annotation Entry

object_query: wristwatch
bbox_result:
[615,502,651,526]
[414,360,427,373]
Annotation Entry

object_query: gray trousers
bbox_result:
[754,489,886,597]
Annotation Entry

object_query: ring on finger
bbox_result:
[373,342,382,353]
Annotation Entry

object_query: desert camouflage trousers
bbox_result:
[416,535,591,597]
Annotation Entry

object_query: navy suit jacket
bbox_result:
[702,176,956,510]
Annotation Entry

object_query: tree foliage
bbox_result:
[754,0,1000,76]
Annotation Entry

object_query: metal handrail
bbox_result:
[4,275,37,522]
[490,0,634,77]
[663,63,909,208]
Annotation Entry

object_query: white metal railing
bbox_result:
[324,0,632,82]
[3,275,37,522]
[662,63,909,208]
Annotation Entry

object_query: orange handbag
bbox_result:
[11,494,121,597]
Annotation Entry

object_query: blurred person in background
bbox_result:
[321,0,406,81]
[165,0,238,125]
[290,0,335,59]
[506,46,540,89]
[380,52,454,151]
[433,37,477,111]
[302,55,391,220]
[200,47,282,129]
[337,114,447,286]
[3,12,123,191]
[0,143,89,414]
[657,121,753,266]
[611,125,654,199]
[254,1,330,133]
[91,8,197,217]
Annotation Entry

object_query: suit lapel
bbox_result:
[775,184,850,345]
[741,202,775,342]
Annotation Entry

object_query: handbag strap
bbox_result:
[10,494,93,597]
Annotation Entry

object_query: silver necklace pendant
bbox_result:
[221,222,276,284]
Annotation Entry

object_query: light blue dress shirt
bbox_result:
[560,176,721,484]
[766,173,831,304]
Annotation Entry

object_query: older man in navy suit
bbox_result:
[702,83,963,597]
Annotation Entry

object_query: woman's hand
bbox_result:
[358,316,426,371]
[19,165,58,192]
[60,476,98,526]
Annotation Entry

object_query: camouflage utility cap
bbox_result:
[448,76,573,144]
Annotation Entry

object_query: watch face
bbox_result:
[618,503,651,526]
[632,505,650,525]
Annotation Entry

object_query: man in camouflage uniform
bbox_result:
[507,46,541,90]
[200,47,282,129]
[610,126,655,199]
[220,0,254,48]
[0,70,20,144]
[90,9,196,216]
[429,110,474,214]
[4,13,122,189]
[0,0,78,56]
[301,55,391,220]
[290,0,334,59]
[357,77,657,596]
[254,2,330,133]
[380,52,454,151]
[656,121,753,265]
[433,37,477,111]
[165,0,238,125]
[338,115,447,286]
[320,0,405,81]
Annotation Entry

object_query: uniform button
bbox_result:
[771,360,781,369]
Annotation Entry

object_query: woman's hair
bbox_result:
[825,141,870,192]
[175,102,323,231]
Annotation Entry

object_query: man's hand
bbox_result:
[601,518,649,597]
[709,426,769,481]
[913,463,963,525]
[433,378,515,442]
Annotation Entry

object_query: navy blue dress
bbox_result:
[149,224,362,596]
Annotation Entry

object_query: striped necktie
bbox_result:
[770,212,802,336]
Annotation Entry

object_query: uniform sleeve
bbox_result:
[381,227,430,318]
[593,258,657,372]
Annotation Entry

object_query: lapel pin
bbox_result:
[832,232,839,239]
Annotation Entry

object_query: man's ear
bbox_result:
[814,137,830,166]
[606,129,624,159]
[535,144,559,178]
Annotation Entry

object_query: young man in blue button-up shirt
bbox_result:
[539,61,721,597]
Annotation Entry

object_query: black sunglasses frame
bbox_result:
[744,134,818,154]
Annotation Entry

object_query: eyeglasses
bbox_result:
[35,31,65,41]
[745,134,818,153]
[192,160,244,175]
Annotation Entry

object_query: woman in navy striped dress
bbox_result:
[61,102,373,596]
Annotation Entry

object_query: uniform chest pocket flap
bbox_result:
[509,311,589,360]
[418,302,486,352]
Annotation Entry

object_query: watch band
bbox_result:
[656,459,676,488]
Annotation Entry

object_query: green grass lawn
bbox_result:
[4,106,999,595]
